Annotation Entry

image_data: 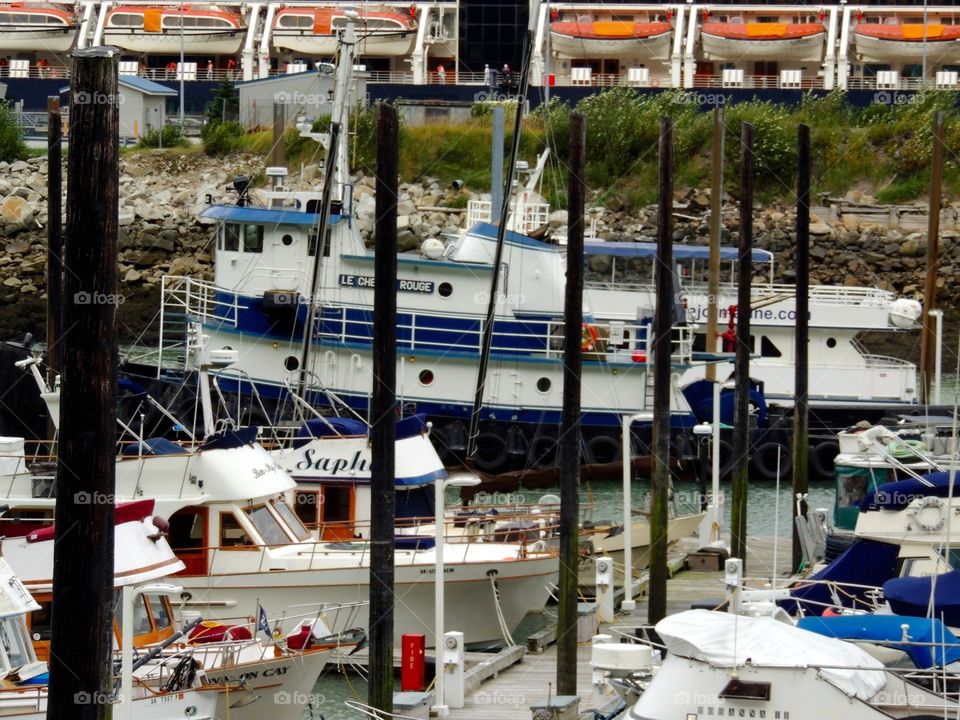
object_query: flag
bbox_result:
[257,604,272,640]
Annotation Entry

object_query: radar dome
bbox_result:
[889,298,923,329]
[420,238,444,260]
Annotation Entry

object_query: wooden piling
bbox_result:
[46,96,62,385]
[705,106,724,378]
[368,102,398,713]
[730,123,754,566]
[792,124,811,572]
[556,112,585,696]
[47,47,119,720]
[648,115,674,624]
[920,111,944,405]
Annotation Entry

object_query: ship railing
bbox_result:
[161,275,240,327]
[466,198,551,234]
[691,74,825,90]
[0,686,45,712]
[314,306,697,363]
[861,353,916,369]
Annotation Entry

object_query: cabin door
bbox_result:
[27,594,52,662]
[168,506,209,576]
[318,484,355,541]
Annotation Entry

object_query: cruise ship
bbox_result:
[0,1,958,93]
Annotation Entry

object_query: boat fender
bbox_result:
[581,322,599,352]
[809,440,839,479]
[749,442,792,481]
[530,435,558,470]
[473,432,509,473]
[910,496,946,532]
[585,435,621,465]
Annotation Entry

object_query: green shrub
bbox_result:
[0,100,25,162]
[136,125,188,149]
[202,120,246,156]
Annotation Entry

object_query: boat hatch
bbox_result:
[719,679,771,701]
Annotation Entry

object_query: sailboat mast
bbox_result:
[466,31,534,460]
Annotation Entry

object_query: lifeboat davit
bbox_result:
[701,22,826,62]
[102,5,244,55]
[0,2,76,53]
[855,23,960,64]
[272,6,417,57]
[549,20,672,59]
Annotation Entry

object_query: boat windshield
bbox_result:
[244,504,293,546]
[272,500,312,541]
[0,617,32,669]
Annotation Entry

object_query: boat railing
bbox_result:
[161,275,240,327]
[692,74,825,90]
[314,305,695,363]
[466,198,552,234]
[0,685,46,712]
[861,353,915,369]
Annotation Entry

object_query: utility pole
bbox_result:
[46,96,62,386]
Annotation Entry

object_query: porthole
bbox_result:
[284,355,300,371]
[282,234,294,246]
[438,282,453,298]
[826,338,837,349]
[419,369,434,386]
[536,377,551,394]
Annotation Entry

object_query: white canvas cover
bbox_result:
[656,610,886,701]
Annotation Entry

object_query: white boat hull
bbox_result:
[0,29,75,53]
[272,32,415,57]
[585,512,706,572]
[700,32,825,61]
[102,29,244,55]
[177,552,558,648]
[854,33,960,64]
[549,31,671,59]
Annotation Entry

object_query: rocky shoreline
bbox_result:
[0,151,953,354]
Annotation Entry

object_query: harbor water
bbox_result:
[309,477,836,719]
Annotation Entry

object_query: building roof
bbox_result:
[59,77,177,97]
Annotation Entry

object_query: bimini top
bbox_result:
[584,242,773,263]
[798,614,960,670]
[656,610,886,700]
[200,204,344,227]
[862,470,958,511]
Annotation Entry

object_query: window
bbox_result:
[282,233,294,246]
[30,600,51,641]
[244,504,290,545]
[536,377,552,393]
[169,510,205,550]
[294,490,320,526]
[308,227,331,256]
[243,223,263,253]
[322,486,352,524]
[115,594,154,637]
[0,618,31,669]
[273,500,312,541]
[148,595,173,631]
[759,336,782,358]
[220,512,254,547]
[438,282,452,298]
[419,369,434,386]
[223,224,240,252]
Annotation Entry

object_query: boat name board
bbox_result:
[213,663,291,683]
[295,448,370,475]
[339,274,435,294]
[252,461,287,480]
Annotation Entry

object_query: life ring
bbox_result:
[809,440,839,479]
[750,442,792,481]
[911,496,945,532]
[581,323,599,352]
[585,435,621,465]
[530,435,558,469]
[473,432,509,473]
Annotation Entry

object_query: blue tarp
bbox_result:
[862,471,958,511]
[798,615,960,669]
[120,437,187,456]
[293,414,427,448]
[200,425,258,451]
[884,571,960,627]
[780,538,900,615]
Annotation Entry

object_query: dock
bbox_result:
[442,535,792,719]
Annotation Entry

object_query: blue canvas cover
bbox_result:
[798,615,960,669]
[884,570,960,627]
[779,538,900,614]
[294,414,427,448]
[862,471,957,511]
[200,425,259,450]
[120,437,187,456]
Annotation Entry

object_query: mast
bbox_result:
[466,31,534,461]
[295,16,356,403]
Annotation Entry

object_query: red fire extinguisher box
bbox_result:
[401,633,426,691]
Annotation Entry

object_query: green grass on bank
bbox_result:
[119,87,960,212]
